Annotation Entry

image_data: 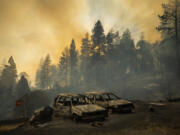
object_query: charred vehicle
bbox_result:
[86,92,134,113]
[53,93,108,122]
[30,106,54,125]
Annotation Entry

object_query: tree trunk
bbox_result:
[175,0,180,74]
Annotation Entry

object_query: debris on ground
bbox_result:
[148,102,166,112]
[30,106,53,126]
[168,97,180,102]
[149,102,166,106]
[90,121,104,128]
[148,106,154,112]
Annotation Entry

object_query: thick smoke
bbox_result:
[0,0,167,82]
[88,0,168,42]
[0,0,87,81]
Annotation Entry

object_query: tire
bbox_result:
[100,117,105,121]
[129,108,132,113]
[72,114,79,123]
[108,108,113,114]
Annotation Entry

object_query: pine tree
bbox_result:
[105,31,120,84]
[0,56,17,117]
[136,34,154,73]
[59,48,69,87]
[90,20,107,87]
[117,29,136,74]
[157,0,180,39]
[106,32,114,53]
[81,33,91,57]
[91,20,106,56]
[80,33,91,84]
[35,58,43,88]
[157,0,180,72]
[69,39,78,87]
[42,54,51,89]
[16,75,30,98]
[35,55,51,89]
[106,31,119,56]
[0,56,17,90]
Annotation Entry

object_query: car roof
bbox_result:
[86,91,113,95]
[58,93,81,98]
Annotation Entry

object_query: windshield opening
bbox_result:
[72,96,89,106]
[58,97,71,106]
[108,93,119,100]
[101,94,110,101]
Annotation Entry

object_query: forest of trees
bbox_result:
[0,0,180,120]
[35,11,180,91]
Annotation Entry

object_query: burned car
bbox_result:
[86,92,134,113]
[53,93,108,122]
[30,106,54,125]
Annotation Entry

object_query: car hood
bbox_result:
[108,99,132,107]
[73,104,105,113]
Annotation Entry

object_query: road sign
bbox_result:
[16,100,22,107]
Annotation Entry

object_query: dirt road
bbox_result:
[1,101,180,135]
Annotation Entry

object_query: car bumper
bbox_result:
[81,114,106,121]
[81,111,108,121]
[110,104,134,113]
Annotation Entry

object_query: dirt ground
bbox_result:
[1,101,180,135]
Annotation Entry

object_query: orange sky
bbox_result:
[0,0,168,84]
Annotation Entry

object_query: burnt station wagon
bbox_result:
[53,93,108,122]
[86,92,134,113]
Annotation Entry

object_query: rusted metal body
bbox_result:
[86,92,134,113]
[53,93,108,122]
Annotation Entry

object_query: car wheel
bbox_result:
[108,108,113,114]
[100,117,105,121]
[130,107,135,113]
[72,114,79,123]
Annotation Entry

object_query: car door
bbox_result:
[55,96,72,117]
[87,94,95,104]
[94,95,107,108]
